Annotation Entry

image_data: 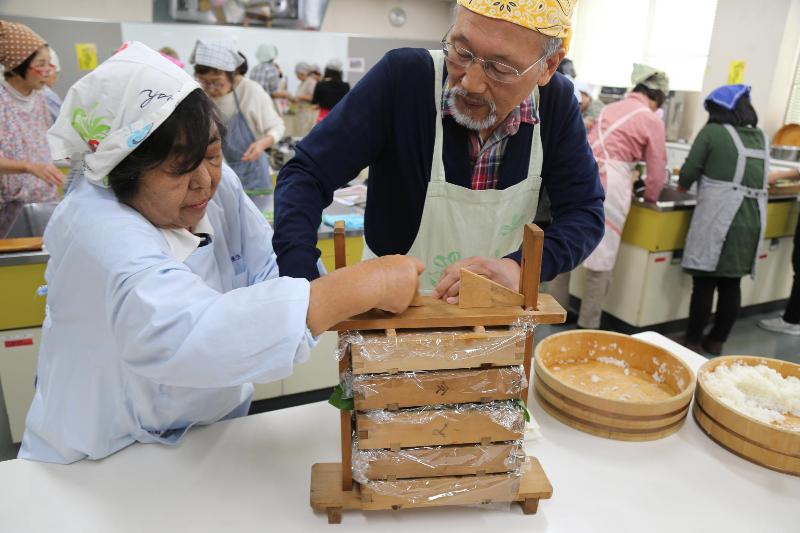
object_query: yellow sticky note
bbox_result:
[727,60,745,84]
[75,43,98,71]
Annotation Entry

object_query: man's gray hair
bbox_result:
[543,36,563,59]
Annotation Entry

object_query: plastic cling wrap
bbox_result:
[337,326,528,374]
[352,440,525,483]
[356,401,526,449]
[359,471,522,508]
[352,366,527,410]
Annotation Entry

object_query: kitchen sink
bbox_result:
[1,202,59,238]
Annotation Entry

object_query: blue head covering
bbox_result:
[704,84,751,111]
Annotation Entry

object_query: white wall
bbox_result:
[321,0,454,41]
[569,0,717,91]
[692,0,800,139]
[0,0,152,22]
[120,22,349,93]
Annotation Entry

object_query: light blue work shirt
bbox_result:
[19,165,315,464]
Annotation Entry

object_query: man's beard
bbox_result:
[447,86,497,131]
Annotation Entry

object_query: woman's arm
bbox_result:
[768,167,800,184]
[0,157,64,186]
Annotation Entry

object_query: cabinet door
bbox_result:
[0,327,41,443]
[282,331,339,395]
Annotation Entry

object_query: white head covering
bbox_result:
[48,41,201,187]
[295,61,311,75]
[256,43,278,63]
[325,59,343,72]
[190,38,243,72]
[574,80,593,97]
[49,47,60,73]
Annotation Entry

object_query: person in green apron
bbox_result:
[678,85,767,355]
[192,39,284,192]
[273,0,605,301]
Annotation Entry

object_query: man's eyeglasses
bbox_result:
[441,28,547,84]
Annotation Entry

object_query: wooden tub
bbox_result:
[533,330,695,441]
[694,356,800,476]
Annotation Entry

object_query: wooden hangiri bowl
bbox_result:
[693,356,800,476]
[534,330,695,441]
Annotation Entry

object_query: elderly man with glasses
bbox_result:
[273,0,603,302]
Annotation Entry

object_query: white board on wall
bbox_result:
[120,22,349,93]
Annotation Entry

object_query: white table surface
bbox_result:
[1,332,798,533]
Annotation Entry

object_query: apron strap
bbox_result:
[592,106,649,161]
[430,50,446,184]
[722,124,767,186]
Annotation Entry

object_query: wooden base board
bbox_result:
[310,457,552,524]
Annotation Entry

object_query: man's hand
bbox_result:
[431,256,520,305]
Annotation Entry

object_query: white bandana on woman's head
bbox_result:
[190,39,243,72]
[48,41,200,187]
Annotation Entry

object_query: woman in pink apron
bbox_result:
[577,64,669,329]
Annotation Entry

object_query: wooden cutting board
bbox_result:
[0,237,43,253]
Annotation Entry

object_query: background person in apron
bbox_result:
[576,64,669,329]
[0,20,63,202]
[677,86,767,355]
[272,1,605,301]
[192,39,284,192]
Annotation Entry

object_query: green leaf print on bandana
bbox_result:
[429,251,461,287]
[71,104,111,151]
[499,213,525,236]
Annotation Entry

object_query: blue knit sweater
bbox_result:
[273,48,604,282]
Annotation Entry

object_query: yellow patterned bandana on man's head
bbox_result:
[456,0,576,53]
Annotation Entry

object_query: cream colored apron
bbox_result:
[583,106,649,272]
[364,50,543,290]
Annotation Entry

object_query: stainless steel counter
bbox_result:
[632,185,799,212]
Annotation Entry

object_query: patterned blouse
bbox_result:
[0,83,58,203]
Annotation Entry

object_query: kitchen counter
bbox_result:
[0,332,797,533]
[0,196,365,268]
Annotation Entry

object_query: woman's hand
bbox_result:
[306,255,424,336]
[432,257,520,305]
[27,162,64,187]
[370,255,425,313]
[241,136,274,162]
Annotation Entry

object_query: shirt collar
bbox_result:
[158,214,215,262]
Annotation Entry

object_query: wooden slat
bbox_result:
[355,443,522,480]
[338,339,353,491]
[333,220,346,270]
[0,237,43,253]
[353,367,526,410]
[331,293,565,331]
[458,269,524,308]
[355,404,524,449]
[519,224,544,311]
[360,472,521,509]
[349,328,525,375]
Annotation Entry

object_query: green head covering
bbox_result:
[631,63,669,94]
